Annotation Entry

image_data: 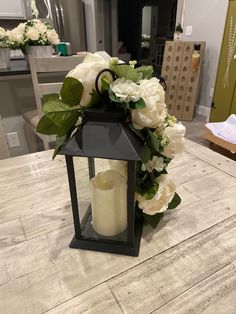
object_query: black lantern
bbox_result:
[60,108,144,256]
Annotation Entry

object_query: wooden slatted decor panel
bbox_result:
[161,41,206,121]
[161,41,175,114]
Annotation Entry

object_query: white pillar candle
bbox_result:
[90,169,127,237]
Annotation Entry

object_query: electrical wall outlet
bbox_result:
[7,132,20,148]
[209,88,214,98]
[185,26,193,36]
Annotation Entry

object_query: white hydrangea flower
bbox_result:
[163,122,186,157]
[67,52,109,107]
[136,175,176,215]
[47,29,60,45]
[142,156,165,173]
[131,77,167,130]
[110,78,140,103]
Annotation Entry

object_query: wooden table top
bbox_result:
[0,139,236,314]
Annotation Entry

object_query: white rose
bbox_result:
[67,52,109,107]
[140,77,165,103]
[110,78,140,103]
[34,21,48,34]
[15,23,26,33]
[47,29,60,45]
[131,77,167,130]
[141,156,165,173]
[131,97,167,130]
[0,27,6,39]
[163,123,186,157]
[136,175,176,215]
[27,27,40,41]
[7,29,24,45]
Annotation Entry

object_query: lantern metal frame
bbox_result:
[60,108,144,256]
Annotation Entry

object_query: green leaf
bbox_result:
[146,129,160,152]
[168,193,182,210]
[36,115,59,135]
[141,144,152,163]
[42,93,60,104]
[43,97,80,131]
[101,76,111,92]
[52,134,68,159]
[143,212,164,228]
[128,123,145,141]
[88,89,102,107]
[129,98,146,109]
[109,90,123,103]
[136,66,154,79]
[60,77,84,106]
[144,182,158,200]
[110,64,139,82]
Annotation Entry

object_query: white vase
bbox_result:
[24,45,54,63]
[0,48,11,69]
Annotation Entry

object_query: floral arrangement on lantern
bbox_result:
[36,52,186,228]
[7,19,60,52]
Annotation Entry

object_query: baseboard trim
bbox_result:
[196,105,211,120]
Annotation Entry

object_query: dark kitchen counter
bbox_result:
[0,59,30,76]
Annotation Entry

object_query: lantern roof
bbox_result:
[59,108,144,161]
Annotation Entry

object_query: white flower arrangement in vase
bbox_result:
[9,19,60,59]
[36,52,186,229]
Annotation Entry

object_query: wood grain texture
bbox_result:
[0,141,236,313]
[108,216,236,314]
[183,170,236,199]
[185,139,236,176]
[0,235,52,286]
[169,159,218,185]
[21,202,72,240]
[154,263,236,314]
[47,283,122,314]
[0,219,25,249]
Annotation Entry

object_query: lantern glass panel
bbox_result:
[74,157,128,242]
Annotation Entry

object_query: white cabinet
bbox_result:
[0,0,28,19]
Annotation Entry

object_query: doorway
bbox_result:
[117,0,178,76]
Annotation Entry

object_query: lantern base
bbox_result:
[69,218,143,257]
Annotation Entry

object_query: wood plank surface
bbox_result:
[21,202,72,240]
[0,140,236,313]
[154,263,236,314]
[108,216,236,314]
[47,283,122,314]
[0,235,52,286]
[185,139,236,176]
[0,219,25,249]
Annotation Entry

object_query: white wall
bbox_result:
[177,0,228,114]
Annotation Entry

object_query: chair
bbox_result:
[0,116,10,159]
[23,55,84,152]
